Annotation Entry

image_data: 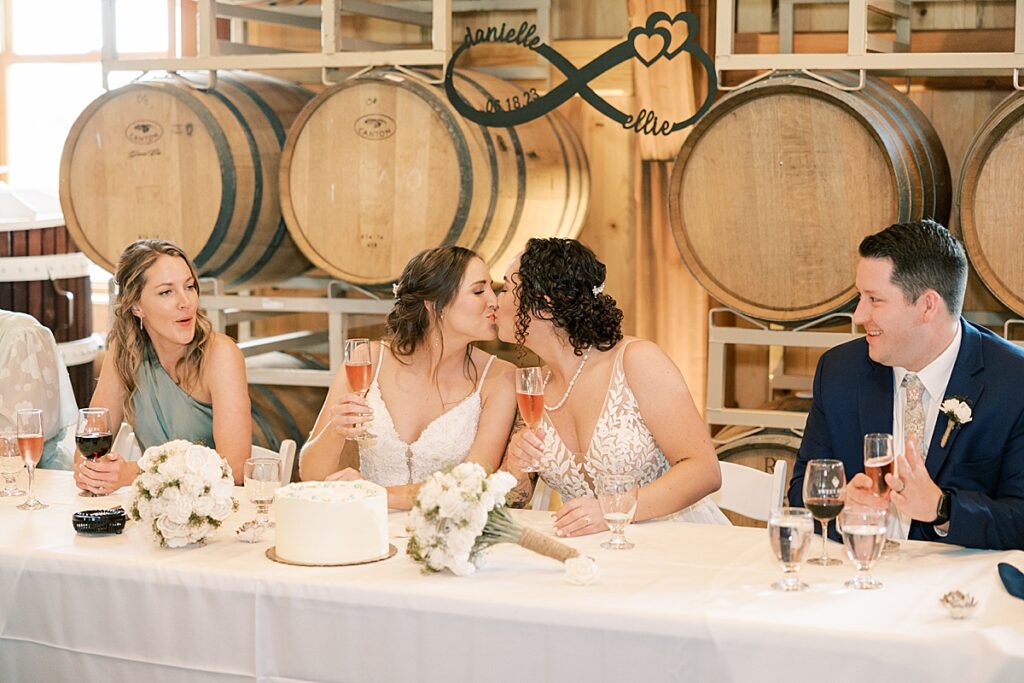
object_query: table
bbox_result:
[2,471,1023,682]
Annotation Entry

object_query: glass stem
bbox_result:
[26,464,35,501]
[256,503,269,527]
[821,519,829,561]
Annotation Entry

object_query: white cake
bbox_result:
[273,481,389,564]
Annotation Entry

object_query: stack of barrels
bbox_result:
[59,67,589,290]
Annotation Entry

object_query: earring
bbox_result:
[137,317,143,330]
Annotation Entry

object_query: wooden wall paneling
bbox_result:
[627,0,697,160]
[635,161,709,411]
[551,0,628,39]
[909,86,1014,317]
[563,95,638,339]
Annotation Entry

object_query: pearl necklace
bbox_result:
[543,349,591,412]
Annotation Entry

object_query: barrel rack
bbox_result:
[99,0,552,87]
[717,0,1024,82]
[708,0,1024,443]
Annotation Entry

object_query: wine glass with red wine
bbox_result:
[515,366,545,473]
[76,408,113,497]
[802,459,846,566]
[343,338,374,441]
[16,408,46,510]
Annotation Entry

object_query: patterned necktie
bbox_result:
[902,373,926,457]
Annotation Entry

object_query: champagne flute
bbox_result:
[803,459,846,566]
[241,457,284,543]
[16,409,47,510]
[515,366,545,473]
[597,473,638,550]
[344,338,374,441]
[76,408,113,498]
[768,507,814,591]
[0,430,26,497]
[840,506,888,590]
[864,433,899,553]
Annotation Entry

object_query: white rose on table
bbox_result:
[193,493,216,518]
[209,496,234,521]
[162,488,193,524]
[565,556,599,585]
[156,516,190,547]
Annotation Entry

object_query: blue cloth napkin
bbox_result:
[997,562,1024,600]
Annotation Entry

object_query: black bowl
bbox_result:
[72,506,127,535]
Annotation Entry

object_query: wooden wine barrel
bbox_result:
[0,195,95,407]
[59,71,314,290]
[669,71,950,322]
[280,68,590,285]
[957,92,1024,317]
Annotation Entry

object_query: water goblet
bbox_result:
[803,459,846,566]
[344,338,374,441]
[515,366,545,473]
[768,507,814,591]
[839,506,888,590]
[597,473,638,550]
[16,409,47,510]
[241,457,283,543]
[76,408,113,498]
[0,431,25,497]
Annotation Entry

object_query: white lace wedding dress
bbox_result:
[537,341,729,525]
[359,345,496,486]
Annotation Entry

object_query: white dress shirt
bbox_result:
[888,322,961,539]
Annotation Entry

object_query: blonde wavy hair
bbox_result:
[110,239,212,423]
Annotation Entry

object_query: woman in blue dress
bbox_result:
[74,240,251,493]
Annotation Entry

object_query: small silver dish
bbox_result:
[940,590,977,619]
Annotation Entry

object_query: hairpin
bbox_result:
[392,283,400,297]
[592,283,605,296]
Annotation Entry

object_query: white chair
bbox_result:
[112,423,143,461]
[530,477,554,511]
[252,439,297,484]
[709,459,788,523]
[113,423,296,483]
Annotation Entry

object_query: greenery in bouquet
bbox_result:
[407,463,597,582]
[124,439,238,548]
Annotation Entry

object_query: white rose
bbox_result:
[184,445,210,474]
[437,488,466,519]
[488,470,517,500]
[180,473,205,498]
[156,515,189,541]
[193,494,216,518]
[163,492,193,525]
[209,496,233,521]
[211,479,234,500]
[564,556,599,585]
[449,558,477,576]
[954,403,972,424]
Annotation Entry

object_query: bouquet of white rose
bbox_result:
[407,462,597,583]
[124,440,238,548]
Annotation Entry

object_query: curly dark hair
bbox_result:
[513,238,623,355]
[385,245,479,382]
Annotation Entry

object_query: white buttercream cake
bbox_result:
[273,481,389,564]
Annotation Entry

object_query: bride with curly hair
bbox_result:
[497,238,728,536]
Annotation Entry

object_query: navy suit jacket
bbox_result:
[788,319,1024,550]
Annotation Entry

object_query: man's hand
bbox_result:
[886,438,943,522]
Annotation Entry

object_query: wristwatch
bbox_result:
[931,488,952,526]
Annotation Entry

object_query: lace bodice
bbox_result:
[359,346,495,487]
[537,341,728,525]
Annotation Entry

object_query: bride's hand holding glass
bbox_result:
[504,426,545,475]
[328,393,374,440]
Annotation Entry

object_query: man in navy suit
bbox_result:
[789,220,1024,551]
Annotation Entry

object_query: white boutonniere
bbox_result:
[939,396,973,447]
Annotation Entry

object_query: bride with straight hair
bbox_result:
[497,238,728,536]
[300,246,517,509]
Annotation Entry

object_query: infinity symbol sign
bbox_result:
[444,12,717,136]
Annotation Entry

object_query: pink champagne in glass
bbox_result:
[16,408,47,510]
[515,366,545,473]
[343,338,374,441]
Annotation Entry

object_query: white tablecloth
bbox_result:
[1,471,1022,683]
